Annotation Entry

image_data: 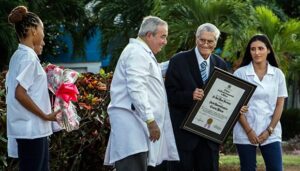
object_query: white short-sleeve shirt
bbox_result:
[233,62,288,146]
[6,44,52,139]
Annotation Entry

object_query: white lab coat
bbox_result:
[104,38,179,166]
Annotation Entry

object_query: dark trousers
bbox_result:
[17,137,49,171]
[169,139,219,171]
[115,152,148,171]
[148,161,168,171]
[236,142,283,171]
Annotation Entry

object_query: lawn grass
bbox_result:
[219,154,300,171]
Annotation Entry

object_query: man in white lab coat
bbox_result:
[104,16,179,171]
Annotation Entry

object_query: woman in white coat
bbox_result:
[6,6,60,171]
[233,34,288,171]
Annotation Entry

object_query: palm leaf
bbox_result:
[156,0,250,58]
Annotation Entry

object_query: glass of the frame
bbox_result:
[181,67,256,144]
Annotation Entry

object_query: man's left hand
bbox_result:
[147,120,160,142]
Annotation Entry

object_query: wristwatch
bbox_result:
[267,126,274,135]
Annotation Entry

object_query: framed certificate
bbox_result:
[182,67,256,144]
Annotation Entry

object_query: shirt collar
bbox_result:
[195,47,210,64]
[136,37,152,53]
[131,37,157,61]
[245,62,275,76]
[18,44,40,62]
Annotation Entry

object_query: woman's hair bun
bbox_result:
[8,6,28,24]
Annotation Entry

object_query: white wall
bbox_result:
[54,62,102,74]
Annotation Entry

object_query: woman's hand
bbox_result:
[258,130,269,144]
[239,105,248,115]
[247,129,260,144]
[45,110,61,121]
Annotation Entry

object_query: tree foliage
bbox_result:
[0,0,93,70]
[0,0,25,70]
[91,0,153,70]
[276,0,300,18]
[223,6,300,73]
[152,0,251,59]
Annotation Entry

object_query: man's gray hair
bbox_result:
[196,23,220,41]
[138,16,167,37]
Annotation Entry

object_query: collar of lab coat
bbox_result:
[245,62,275,76]
[133,37,157,62]
[18,43,40,62]
[245,62,275,86]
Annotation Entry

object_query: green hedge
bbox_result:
[281,108,300,141]
[0,71,8,169]
[48,72,113,171]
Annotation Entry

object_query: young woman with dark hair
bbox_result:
[6,6,60,171]
[233,34,287,171]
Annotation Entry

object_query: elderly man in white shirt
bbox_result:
[104,16,179,171]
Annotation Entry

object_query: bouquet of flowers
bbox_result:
[45,64,80,132]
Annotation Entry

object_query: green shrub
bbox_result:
[0,71,8,170]
[221,134,237,154]
[48,72,113,171]
[281,108,300,141]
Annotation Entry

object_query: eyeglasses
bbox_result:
[198,38,215,46]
